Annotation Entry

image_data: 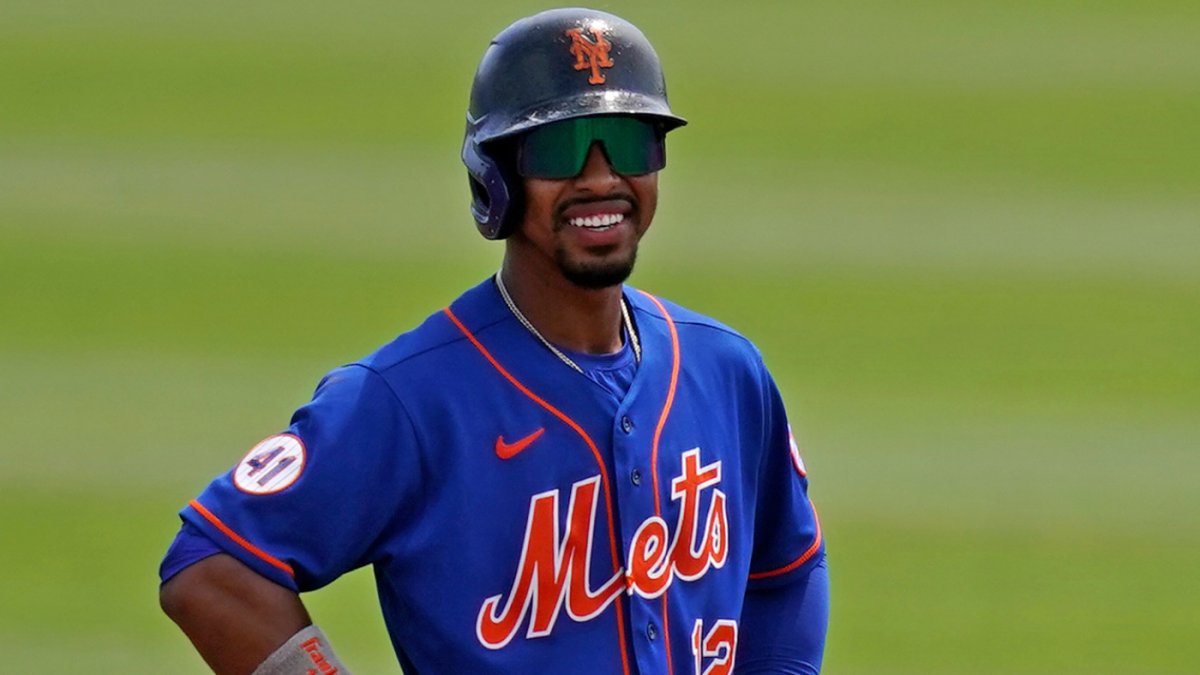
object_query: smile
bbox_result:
[568,213,625,231]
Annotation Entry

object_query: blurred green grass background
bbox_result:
[2,0,1198,673]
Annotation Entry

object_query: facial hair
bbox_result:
[554,244,639,289]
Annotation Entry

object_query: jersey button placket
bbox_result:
[611,407,665,671]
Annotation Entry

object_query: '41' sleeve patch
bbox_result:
[233,434,306,494]
[787,425,807,477]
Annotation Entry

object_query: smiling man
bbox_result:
[159,8,828,675]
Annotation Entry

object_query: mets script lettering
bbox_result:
[567,27,614,85]
[476,448,728,649]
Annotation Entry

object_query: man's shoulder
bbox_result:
[627,287,765,365]
[353,277,507,378]
[628,283,758,353]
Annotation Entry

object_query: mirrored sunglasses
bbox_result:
[517,116,666,179]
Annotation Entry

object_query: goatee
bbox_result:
[555,246,638,289]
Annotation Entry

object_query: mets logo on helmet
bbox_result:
[567,27,614,85]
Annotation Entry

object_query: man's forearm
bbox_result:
[160,553,312,675]
[737,553,830,674]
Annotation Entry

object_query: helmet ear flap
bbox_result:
[462,135,523,240]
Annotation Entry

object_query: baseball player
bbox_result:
[160,8,828,675]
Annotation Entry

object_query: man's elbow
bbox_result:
[159,569,198,626]
[159,554,306,628]
[158,554,313,675]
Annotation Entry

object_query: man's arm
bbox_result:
[160,553,312,675]
[737,552,830,674]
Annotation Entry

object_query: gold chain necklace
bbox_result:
[494,271,641,375]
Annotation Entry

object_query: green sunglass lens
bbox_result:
[592,117,662,176]
[518,117,664,179]
[519,120,591,178]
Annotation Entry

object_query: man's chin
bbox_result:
[556,249,638,290]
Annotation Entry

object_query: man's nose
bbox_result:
[574,143,621,193]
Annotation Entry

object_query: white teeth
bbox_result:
[569,213,625,229]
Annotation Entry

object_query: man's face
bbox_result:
[516,143,658,290]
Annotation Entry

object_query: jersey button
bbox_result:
[631,469,642,486]
[621,416,633,433]
[646,622,658,641]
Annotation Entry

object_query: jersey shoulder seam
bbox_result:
[336,364,423,443]
[634,305,756,345]
[363,313,512,374]
[336,363,429,568]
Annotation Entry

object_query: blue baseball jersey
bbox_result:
[179,277,822,675]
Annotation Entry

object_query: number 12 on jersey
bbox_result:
[691,619,737,675]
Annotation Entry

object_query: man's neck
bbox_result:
[498,260,625,356]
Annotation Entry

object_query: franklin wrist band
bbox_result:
[252,625,351,675]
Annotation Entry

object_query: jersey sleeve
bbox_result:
[159,520,224,585]
[746,366,824,590]
[179,364,420,592]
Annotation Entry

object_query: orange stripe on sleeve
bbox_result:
[747,501,823,581]
[189,499,296,578]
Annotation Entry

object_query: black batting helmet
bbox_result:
[462,8,687,239]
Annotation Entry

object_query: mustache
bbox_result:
[554,194,637,220]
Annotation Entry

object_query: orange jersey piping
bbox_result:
[747,501,823,581]
[638,291,681,673]
[442,306,631,675]
[189,499,295,578]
